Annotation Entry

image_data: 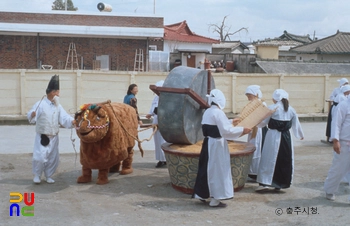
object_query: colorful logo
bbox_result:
[9,192,35,217]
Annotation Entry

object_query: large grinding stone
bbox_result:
[158,66,215,144]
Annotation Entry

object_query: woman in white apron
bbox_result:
[192,89,250,207]
[244,85,267,181]
[256,89,304,191]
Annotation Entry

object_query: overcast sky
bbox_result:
[1,0,349,42]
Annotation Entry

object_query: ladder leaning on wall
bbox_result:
[134,49,144,72]
[65,42,79,70]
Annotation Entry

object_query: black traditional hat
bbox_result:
[46,75,60,94]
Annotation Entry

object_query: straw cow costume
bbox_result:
[74,101,143,185]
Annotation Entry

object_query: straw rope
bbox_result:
[107,102,158,157]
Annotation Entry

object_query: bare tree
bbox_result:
[208,15,248,42]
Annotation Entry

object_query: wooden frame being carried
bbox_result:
[236,99,274,129]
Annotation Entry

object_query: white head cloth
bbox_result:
[337,78,349,87]
[245,85,262,98]
[341,84,350,93]
[156,80,164,87]
[273,89,289,101]
[207,89,226,110]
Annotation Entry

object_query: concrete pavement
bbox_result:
[0,112,328,126]
[3,121,350,226]
[0,121,330,155]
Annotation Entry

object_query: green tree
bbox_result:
[52,0,78,11]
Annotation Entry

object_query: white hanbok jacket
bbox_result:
[27,97,73,177]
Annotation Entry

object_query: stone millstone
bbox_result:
[158,66,215,144]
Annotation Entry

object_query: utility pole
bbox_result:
[313,30,316,41]
[65,0,67,11]
[153,0,156,14]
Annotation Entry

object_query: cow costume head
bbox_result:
[74,104,110,143]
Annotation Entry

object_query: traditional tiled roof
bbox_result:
[254,39,303,47]
[256,61,350,74]
[212,41,249,54]
[164,21,219,44]
[279,30,313,44]
[212,41,248,49]
[290,31,350,54]
[253,30,312,47]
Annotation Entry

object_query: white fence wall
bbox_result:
[0,69,345,116]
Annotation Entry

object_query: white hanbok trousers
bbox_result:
[32,133,60,178]
[324,141,350,194]
[154,130,166,162]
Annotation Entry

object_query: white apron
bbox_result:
[257,102,304,186]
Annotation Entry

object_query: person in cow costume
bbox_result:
[74,100,143,185]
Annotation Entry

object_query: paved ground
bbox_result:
[1,122,350,226]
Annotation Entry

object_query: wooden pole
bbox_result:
[207,70,212,95]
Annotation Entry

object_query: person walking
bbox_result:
[27,75,75,184]
[324,89,350,201]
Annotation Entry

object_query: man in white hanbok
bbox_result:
[333,85,350,185]
[324,93,350,202]
[146,80,167,168]
[256,89,304,191]
[192,89,251,207]
[27,75,75,184]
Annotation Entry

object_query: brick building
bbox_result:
[0,11,164,70]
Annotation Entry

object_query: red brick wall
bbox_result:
[0,12,163,28]
[0,35,164,70]
[0,36,37,68]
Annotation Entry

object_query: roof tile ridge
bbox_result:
[191,33,219,42]
[321,32,343,51]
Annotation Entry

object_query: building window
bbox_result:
[149,45,157,51]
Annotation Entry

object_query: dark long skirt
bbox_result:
[192,137,210,199]
[269,119,293,189]
[192,124,221,199]
[325,104,334,138]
